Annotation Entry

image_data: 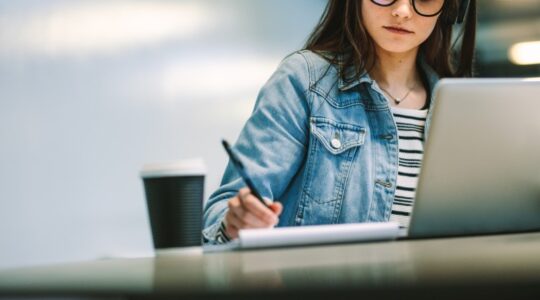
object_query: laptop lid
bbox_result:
[409,78,540,238]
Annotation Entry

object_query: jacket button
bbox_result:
[331,138,342,149]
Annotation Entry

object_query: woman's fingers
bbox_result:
[224,214,240,239]
[225,188,282,239]
[229,200,268,227]
[225,203,246,229]
[269,201,283,216]
[238,188,279,225]
[235,209,270,227]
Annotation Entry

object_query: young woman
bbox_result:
[203,0,476,243]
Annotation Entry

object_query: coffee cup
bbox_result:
[140,159,205,249]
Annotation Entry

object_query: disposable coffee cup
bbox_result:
[140,159,205,249]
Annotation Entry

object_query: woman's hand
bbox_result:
[224,187,283,239]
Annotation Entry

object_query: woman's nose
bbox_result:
[392,0,413,20]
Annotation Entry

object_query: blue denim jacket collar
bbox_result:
[337,54,439,93]
[338,70,372,91]
[336,55,439,138]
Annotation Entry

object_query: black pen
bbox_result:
[221,139,270,208]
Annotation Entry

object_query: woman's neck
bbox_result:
[368,47,427,109]
[369,47,420,89]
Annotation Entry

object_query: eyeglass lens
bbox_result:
[370,0,445,17]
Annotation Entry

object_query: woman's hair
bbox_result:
[304,0,477,82]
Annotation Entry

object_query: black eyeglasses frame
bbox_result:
[369,0,445,18]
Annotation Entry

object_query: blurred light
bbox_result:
[509,41,540,65]
[1,1,210,56]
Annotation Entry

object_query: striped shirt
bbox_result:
[216,220,232,243]
[389,106,428,230]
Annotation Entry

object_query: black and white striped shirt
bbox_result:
[389,106,428,229]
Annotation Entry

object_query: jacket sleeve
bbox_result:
[202,52,312,244]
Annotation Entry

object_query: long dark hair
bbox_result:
[305,0,477,82]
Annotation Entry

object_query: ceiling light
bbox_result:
[508,41,540,65]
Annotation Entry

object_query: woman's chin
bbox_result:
[376,43,419,55]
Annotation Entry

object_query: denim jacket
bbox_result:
[203,50,439,244]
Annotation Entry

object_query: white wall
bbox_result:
[0,0,326,270]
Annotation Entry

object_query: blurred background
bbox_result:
[0,0,539,271]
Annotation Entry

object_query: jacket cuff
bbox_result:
[202,212,229,245]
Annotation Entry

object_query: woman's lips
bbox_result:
[383,26,414,35]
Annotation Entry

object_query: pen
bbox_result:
[221,139,270,208]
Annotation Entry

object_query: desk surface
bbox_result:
[1,232,539,299]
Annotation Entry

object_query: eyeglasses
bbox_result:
[370,0,445,17]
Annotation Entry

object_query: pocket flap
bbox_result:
[310,117,366,155]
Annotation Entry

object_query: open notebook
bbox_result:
[203,222,400,252]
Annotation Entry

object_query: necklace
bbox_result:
[379,83,416,104]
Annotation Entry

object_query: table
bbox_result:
[1,232,539,299]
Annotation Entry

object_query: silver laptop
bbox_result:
[408,78,540,238]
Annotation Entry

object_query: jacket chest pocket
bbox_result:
[303,117,366,205]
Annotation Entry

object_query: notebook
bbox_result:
[203,222,400,252]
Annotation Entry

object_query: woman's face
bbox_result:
[362,0,442,55]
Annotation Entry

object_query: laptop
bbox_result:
[408,78,540,238]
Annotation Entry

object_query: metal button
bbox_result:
[331,138,342,149]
